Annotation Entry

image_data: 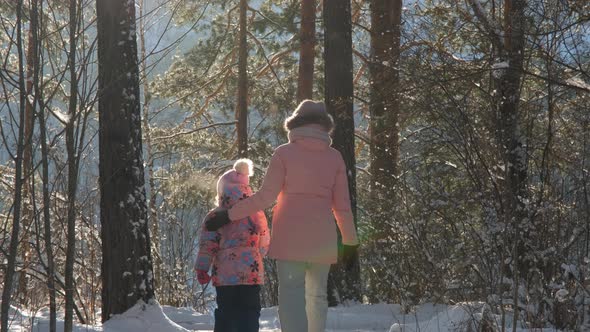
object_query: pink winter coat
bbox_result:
[195,170,270,286]
[228,126,359,264]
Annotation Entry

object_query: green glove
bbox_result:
[342,244,359,272]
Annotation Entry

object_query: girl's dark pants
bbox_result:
[214,285,261,332]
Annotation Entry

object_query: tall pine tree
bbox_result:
[369,0,402,200]
[297,0,316,102]
[323,0,361,303]
[367,0,403,302]
[96,0,155,321]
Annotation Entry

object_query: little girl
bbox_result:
[195,159,269,332]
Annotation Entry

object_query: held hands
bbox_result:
[196,269,211,285]
[205,209,231,231]
[342,244,359,272]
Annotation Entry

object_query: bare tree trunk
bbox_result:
[38,83,57,332]
[97,0,155,321]
[498,1,527,328]
[31,0,56,329]
[367,0,402,303]
[236,0,248,157]
[17,0,39,305]
[297,0,316,102]
[493,2,527,218]
[323,0,361,304]
[64,0,80,330]
[467,0,528,322]
[369,0,402,194]
[0,1,27,330]
[138,0,162,295]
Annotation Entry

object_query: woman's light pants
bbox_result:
[277,260,331,332]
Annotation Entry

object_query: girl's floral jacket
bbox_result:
[195,180,269,286]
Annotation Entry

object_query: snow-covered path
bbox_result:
[7,301,558,331]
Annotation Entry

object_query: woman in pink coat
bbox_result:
[206,100,359,332]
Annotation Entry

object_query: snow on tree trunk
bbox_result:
[96,0,155,322]
[369,0,402,192]
[367,0,403,303]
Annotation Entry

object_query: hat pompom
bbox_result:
[233,159,254,177]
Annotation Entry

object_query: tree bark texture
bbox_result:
[499,0,527,327]
[64,0,79,330]
[498,0,527,230]
[323,0,361,304]
[369,0,402,195]
[17,0,38,305]
[138,0,162,298]
[97,0,155,321]
[366,0,403,302]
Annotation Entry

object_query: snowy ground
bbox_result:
[6,301,558,331]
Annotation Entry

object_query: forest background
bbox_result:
[0,0,589,331]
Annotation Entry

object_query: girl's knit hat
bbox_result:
[216,159,254,199]
[284,100,334,133]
